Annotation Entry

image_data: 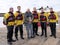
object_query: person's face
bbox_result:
[41,13,44,16]
[41,9,44,12]
[17,6,21,11]
[50,8,53,12]
[33,7,37,11]
[27,9,30,12]
[9,8,14,12]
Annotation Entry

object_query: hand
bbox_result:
[29,20,32,23]
[56,20,58,23]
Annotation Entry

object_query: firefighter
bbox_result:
[14,6,24,40]
[32,7,39,37]
[40,8,47,37]
[3,7,16,44]
[48,8,58,38]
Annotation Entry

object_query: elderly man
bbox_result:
[24,9,34,39]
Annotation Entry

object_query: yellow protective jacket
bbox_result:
[3,12,15,26]
[14,11,24,25]
[39,12,48,22]
[32,11,40,23]
[48,12,58,23]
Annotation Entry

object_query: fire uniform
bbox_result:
[48,11,58,38]
[32,11,39,36]
[40,12,47,37]
[3,12,15,42]
[14,11,24,40]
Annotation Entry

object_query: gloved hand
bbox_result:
[56,20,58,24]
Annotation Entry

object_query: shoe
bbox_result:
[40,34,43,36]
[45,35,47,37]
[50,35,53,37]
[54,36,56,38]
[21,37,24,39]
[36,34,39,36]
[8,42,12,45]
[31,36,35,38]
[28,37,31,39]
[33,35,35,37]
[15,37,18,40]
[16,38,18,41]
[11,39,16,42]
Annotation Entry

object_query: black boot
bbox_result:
[21,36,24,39]
[40,34,43,36]
[54,35,56,38]
[45,35,47,37]
[7,42,12,45]
[36,34,39,36]
[11,39,16,42]
[16,37,18,40]
[50,35,53,37]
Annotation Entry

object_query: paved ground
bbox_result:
[0,24,60,45]
[0,18,60,45]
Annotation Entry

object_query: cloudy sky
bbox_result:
[0,0,60,13]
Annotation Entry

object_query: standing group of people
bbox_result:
[3,6,58,44]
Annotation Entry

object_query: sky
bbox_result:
[0,0,60,13]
